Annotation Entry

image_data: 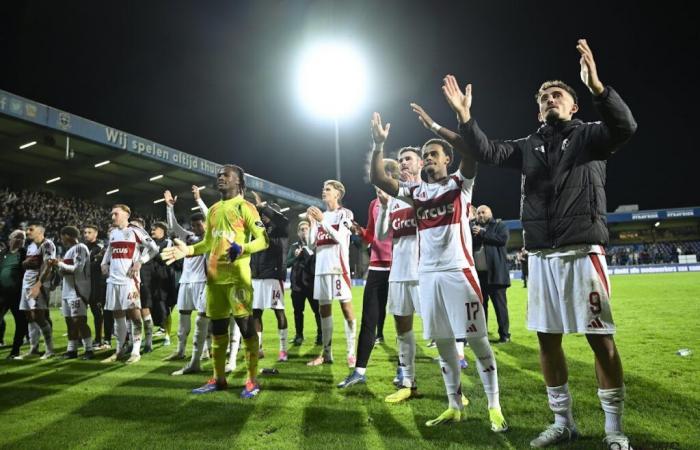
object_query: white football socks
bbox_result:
[547,383,575,428]
[435,338,463,410]
[467,336,501,409]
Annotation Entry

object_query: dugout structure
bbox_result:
[0,88,323,217]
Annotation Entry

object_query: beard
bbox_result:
[544,108,561,124]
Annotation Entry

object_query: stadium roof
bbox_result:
[0,88,323,215]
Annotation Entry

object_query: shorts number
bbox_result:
[589,292,602,315]
[335,280,342,291]
[272,290,281,300]
[465,301,480,321]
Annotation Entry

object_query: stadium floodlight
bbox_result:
[296,41,367,181]
[19,141,37,150]
[106,188,119,195]
[153,198,165,204]
[149,174,164,181]
[654,221,661,228]
[45,177,61,184]
[95,160,111,168]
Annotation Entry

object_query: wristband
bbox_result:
[430,122,442,133]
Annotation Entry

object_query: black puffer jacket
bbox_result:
[459,86,637,250]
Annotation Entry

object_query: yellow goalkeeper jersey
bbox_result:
[189,195,268,284]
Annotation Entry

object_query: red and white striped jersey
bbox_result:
[59,243,91,300]
[309,207,354,276]
[384,193,419,282]
[101,225,159,285]
[404,171,475,272]
[22,239,56,288]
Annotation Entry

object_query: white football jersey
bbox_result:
[166,202,208,284]
[102,225,159,285]
[404,171,475,272]
[309,207,354,276]
[22,239,56,288]
[59,243,91,300]
[179,234,207,283]
[386,195,419,282]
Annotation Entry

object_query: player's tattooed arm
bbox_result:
[410,102,476,179]
[369,112,399,197]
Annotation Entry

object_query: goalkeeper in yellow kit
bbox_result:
[162,164,268,398]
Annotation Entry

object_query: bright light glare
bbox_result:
[297,42,366,118]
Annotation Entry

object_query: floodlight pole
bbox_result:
[334,117,341,181]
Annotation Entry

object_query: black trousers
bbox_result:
[477,271,510,340]
[356,270,390,369]
[0,287,27,356]
[290,288,320,340]
[103,309,114,342]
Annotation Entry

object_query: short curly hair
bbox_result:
[535,80,578,105]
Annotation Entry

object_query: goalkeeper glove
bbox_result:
[227,242,243,261]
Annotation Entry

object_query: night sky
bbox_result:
[2,1,697,224]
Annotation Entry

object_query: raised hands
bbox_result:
[577,39,604,95]
[164,190,177,206]
[410,103,436,131]
[192,185,202,201]
[442,75,472,124]
[160,238,191,265]
[370,112,390,146]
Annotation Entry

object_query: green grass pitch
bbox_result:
[1,272,698,449]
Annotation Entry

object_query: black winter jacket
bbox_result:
[251,205,289,281]
[472,219,511,286]
[459,86,637,250]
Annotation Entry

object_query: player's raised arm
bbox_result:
[410,102,476,179]
[577,39,638,158]
[192,185,209,216]
[443,75,523,169]
[369,112,399,197]
[165,190,190,241]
